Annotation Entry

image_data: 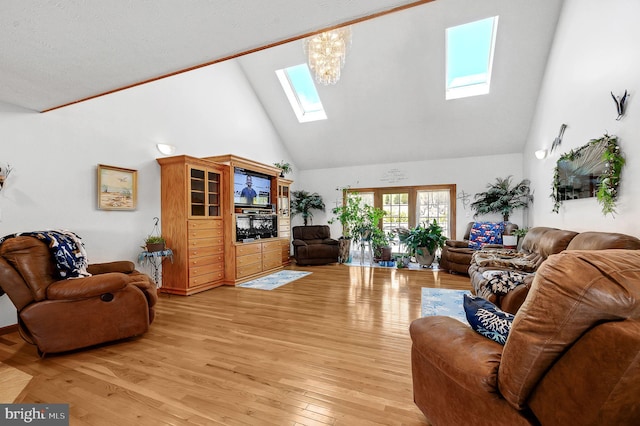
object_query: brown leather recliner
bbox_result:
[0,236,157,356]
[439,222,519,275]
[292,225,339,265]
[410,249,640,426]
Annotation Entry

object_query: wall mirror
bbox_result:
[552,134,624,216]
[555,140,607,202]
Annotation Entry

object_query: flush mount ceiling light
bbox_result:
[304,26,352,85]
[156,143,176,156]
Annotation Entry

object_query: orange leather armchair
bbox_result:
[0,235,157,356]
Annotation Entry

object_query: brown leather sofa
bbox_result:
[469,228,640,313]
[0,236,157,355]
[292,225,340,265]
[410,249,640,426]
[439,222,519,275]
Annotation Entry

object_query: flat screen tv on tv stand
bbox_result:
[233,167,272,209]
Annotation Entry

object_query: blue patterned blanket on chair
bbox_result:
[0,230,91,279]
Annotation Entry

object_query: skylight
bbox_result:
[446,16,499,100]
[276,64,327,123]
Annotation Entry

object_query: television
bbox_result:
[233,168,271,208]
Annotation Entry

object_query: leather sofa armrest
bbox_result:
[410,316,503,394]
[483,244,505,249]
[322,238,339,245]
[46,273,128,300]
[292,239,307,247]
[445,240,470,248]
[87,261,135,275]
[499,275,535,314]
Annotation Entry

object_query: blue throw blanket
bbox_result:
[0,230,91,279]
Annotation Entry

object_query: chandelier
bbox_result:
[304,27,352,85]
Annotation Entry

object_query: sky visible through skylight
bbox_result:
[446,16,498,99]
[276,63,327,122]
[285,64,323,114]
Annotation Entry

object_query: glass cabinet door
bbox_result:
[207,171,220,217]
[189,166,221,218]
[190,168,206,216]
[278,182,290,217]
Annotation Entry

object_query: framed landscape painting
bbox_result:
[97,164,137,210]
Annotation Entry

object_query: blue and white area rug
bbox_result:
[421,288,471,324]
[237,270,312,290]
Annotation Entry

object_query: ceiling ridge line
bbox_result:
[41,0,436,113]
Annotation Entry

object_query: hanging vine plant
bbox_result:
[551,134,624,216]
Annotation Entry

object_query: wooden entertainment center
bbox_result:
[156,154,292,295]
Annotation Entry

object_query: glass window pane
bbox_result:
[417,190,451,238]
[446,16,499,100]
[276,64,327,123]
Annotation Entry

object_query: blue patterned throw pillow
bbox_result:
[468,221,506,249]
[463,294,514,344]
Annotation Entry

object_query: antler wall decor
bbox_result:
[611,90,629,121]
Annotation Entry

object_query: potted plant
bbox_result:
[470,176,533,222]
[273,161,292,177]
[290,190,325,225]
[329,192,364,262]
[399,220,447,267]
[144,235,166,253]
[371,228,395,262]
[329,191,386,264]
[511,227,529,250]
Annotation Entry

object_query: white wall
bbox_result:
[524,0,640,236]
[296,153,526,240]
[0,60,294,327]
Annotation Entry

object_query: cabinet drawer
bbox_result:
[188,220,222,230]
[188,245,224,259]
[262,250,281,263]
[279,218,290,227]
[189,262,224,278]
[189,237,224,248]
[281,245,290,261]
[236,243,262,256]
[263,257,282,271]
[236,262,263,278]
[189,253,224,267]
[188,228,223,239]
[236,253,262,267]
[262,240,281,253]
[189,270,224,287]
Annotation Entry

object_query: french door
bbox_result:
[346,185,456,239]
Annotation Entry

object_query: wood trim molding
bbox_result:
[41,0,436,113]
[0,324,18,336]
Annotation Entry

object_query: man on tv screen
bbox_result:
[240,175,257,204]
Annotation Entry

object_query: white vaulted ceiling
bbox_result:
[0,0,565,170]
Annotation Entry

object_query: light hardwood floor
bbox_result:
[0,264,471,425]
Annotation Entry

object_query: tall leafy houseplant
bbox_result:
[329,192,364,239]
[399,220,446,266]
[329,191,386,263]
[290,190,325,225]
[471,176,533,222]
